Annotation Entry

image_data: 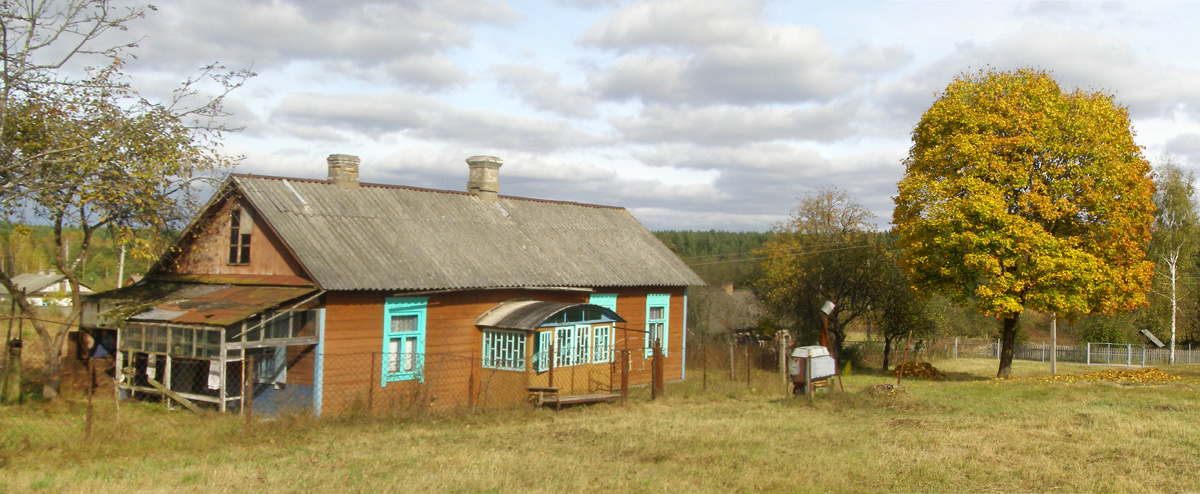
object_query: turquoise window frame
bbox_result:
[589,293,617,312]
[645,294,670,357]
[592,324,612,363]
[555,325,576,367]
[482,329,526,371]
[589,294,617,364]
[533,331,551,373]
[573,324,591,365]
[382,297,428,385]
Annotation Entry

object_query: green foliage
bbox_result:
[873,235,937,368]
[894,67,1155,376]
[654,230,771,286]
[1145,155,1200,355]
[0,1,250,398]
[0,224,154,291]
[754,187,882,360]
[1072,313,1141,345]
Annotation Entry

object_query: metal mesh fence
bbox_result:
[845,338,1200,367]
[8,332,1200,450]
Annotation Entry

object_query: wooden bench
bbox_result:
[527,386,560,407]
[527,387,623,411]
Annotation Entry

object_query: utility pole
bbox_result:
[1050,313,1057,375]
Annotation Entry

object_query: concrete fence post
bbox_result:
[1087,342,1091,365]
[954,337,958,359]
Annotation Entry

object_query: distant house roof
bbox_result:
[213,175,704,291]
[1,272,93,297]
[693,285,768,333]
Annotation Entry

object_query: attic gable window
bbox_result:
[228,208,252,265]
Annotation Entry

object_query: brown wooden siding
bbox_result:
[285,344,315,386]
[317,287,687,413]
[169,197,309,279]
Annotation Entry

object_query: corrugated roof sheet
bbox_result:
[126,284,318,327]
[1,273,94,296]
[234,176,705,291]
[475,299,625,331]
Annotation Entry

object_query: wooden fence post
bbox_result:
[85,359,95,439]
[702,334,707,391]
[620,350,628,405]
[652,342,664,399]
[468,355,476,408]
[245,354,255,428]
[745,343,751,390]
[729,337,735,380]
[778,338,786,396]
[367,352,375,413]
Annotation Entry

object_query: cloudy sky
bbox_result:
[107,0,1200,231]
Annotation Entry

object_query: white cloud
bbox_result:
[611,101,859,145]
[126,0,516,90]
[583,0,909,106]
[270,93,605,151]
[580,0,762,49]
[492,64,598,118]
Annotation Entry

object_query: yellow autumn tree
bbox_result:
[893,68,1155,378]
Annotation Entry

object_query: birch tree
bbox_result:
[1149,156,1198,364]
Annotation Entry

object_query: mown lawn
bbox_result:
[3,358,1200,493]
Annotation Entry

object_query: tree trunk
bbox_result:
[1170,254,1177,365]
[41,344,63,399]
[882,337,893,371]
[997,314,1019,378]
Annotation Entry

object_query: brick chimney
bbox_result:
[327,154,360,188]
[466,155,503,202]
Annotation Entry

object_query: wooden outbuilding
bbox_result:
[83,154,703,414]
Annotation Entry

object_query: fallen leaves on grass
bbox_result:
[891,362,946,379]
[1012,368,1199,385]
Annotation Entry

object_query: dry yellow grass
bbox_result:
[3,358,1200,493]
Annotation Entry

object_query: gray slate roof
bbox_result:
[234,176,705,291]
[1,272,93,296]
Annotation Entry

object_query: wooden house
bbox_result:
[84,155,704,414]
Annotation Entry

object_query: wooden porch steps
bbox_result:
[528,386,623,411]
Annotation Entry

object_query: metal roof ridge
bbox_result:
[232,173,626,210]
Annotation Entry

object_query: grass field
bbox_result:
[3,358,1200,493]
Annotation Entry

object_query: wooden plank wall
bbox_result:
[318,287,688,413]
[168,196,309,279]
[611,287,686,387]
[285,344,315,386]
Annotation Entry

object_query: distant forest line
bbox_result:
[1,224,156,292]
